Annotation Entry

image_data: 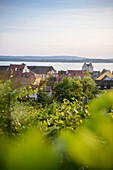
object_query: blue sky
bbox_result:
[0,0,113,58]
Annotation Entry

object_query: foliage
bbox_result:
[0,78,89,141]
[53,76,98,102]
[0,130,58,170]
[0,71,10,83]
[58,70,66,75]
[0,80,34,136]
[1,98,88,141]
[39,79,47,87]
[57,91,113,169]
[36,98,89,139]
[0,80,12,135]
[81,76,98,101]
[0,91,113,169]
[0,77,113,169]
[0,76,97,140]
[53,77,83,102]
[37,88,52,107]
[83,71,91,76]
[47,73,54,78]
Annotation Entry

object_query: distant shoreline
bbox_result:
[0,55,113,63]
[0,59,113,63]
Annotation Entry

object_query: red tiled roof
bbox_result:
[56,74,89,82]
[12,71,41,85]
[8,63,26,73]
[0,64,41,89]
[67,70,83,74]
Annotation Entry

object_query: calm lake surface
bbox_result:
[0,61,113,72]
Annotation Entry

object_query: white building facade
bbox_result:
[82,63,93,73]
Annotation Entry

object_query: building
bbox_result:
[0,66,9,71]
[28,66,57,80]
[7,63,41,89]
[56,69,89,82]
[82,63,93,73]
[0,64,56,99]
[66,70,83,75]
[7,63,29,73]
[96,70,113,80]
[95,80,113,90]
[95,69,113,90]
[56,73,89,82]
[91,71,100,80]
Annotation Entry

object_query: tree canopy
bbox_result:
[53,76,98,102]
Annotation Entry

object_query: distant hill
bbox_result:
[0,55,113,63]
[36,56,84,60]
[0,55,84,61]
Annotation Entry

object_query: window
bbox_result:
[15,67,17,71]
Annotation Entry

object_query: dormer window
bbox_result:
[15,67,17,71]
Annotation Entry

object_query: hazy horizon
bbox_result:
[0,55,113,60]
[0,0,113,59]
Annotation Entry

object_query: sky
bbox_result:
[0,0,113,59]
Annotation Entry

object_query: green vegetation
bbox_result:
[53,76,98,102]
[0,77,113,169]
[81,76,98,101]
[0,79,89,140]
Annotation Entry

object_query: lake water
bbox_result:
[0,61,113,72]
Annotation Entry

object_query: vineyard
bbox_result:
[0,79,113,169]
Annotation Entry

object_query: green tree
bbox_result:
[58,70,66,75]
[83,71,91,76]
[37,88,51,107]
[0,79,33,137]
[53,77,83,102]
[82,76,98,101]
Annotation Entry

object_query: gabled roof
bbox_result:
[8,63,26,73]
[11,71,41,86]
[99,69,108,76]
[20,72,41,85]
[96,70,113,80]
[83,63,93,67]
[101,69,108,74]
[0,64,41,88]
[28,66,56,74]
[102,75,111,80]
